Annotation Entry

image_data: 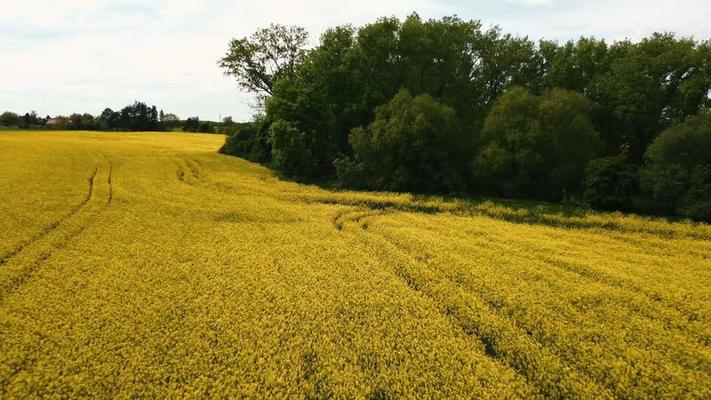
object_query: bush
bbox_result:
[220,120,272,162]
[333,156,366,188]
[340,89,467,193]
[183,117,201,132]
[0,111,20,127]
[268,120,315,177]
[640,113,711,220]
[199,122,214,133]
[582,156,637,211]
[475,87,602,200]
[222,124,255,155]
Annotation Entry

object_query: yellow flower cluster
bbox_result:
[0,131,709,398]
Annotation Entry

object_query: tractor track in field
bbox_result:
[333,206,709,398]
[176,158,204,184]
[333,202,708,342]
[0,163,113,302]
[0,167,98,268]
[331,206,611,399]
[107,162,113,204]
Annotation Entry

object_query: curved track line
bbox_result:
[342,209,709,398]
[332,207,610,398]
[0,167,97,267]
[107,163,113,204]
[0,163,114,303]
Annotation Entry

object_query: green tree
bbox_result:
[199,122,213,133]
[640,112,711,220]
[266,15,549,178]
[591,34,711,161]
[339,89,466,192]
[163,113,179,122]
[476,87,602,200]
[99,108,119,130]
[267,25,361,174]
[0,111,20,127]
[183,117,200,132]
[221,116,272,162]
[471,28,542,106]
[540,37,610,94]
[582,154,637,211]
[219,24,308,103]
[118,102,159,131]
[268,119,315,177]
[20,111,42,128]
[219,15,711,212]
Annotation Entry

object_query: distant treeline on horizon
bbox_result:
[0,102,245,134]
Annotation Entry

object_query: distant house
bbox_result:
[46,117,61,126]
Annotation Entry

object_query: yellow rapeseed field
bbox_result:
[1,130,710,398]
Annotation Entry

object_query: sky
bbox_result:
[2,0,710,122]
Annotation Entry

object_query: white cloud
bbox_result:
[1,0,710,121]
[495,0,711,41]
[506,0,553,6]
[0,0,452,120]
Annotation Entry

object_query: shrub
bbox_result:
[221,125,254,156]
[582,156,637,211]
[221,120,272,162]
[268,120,315,177]
[0,111,20,127]
[199,122,214,133]
[183,117,201,132]
[333,156,365,188]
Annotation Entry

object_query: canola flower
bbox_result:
[0,130,709,398]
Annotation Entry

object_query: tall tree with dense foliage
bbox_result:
[99,108,120,130]
[266,25,362,174]
[337,89,466,192]
[183,117,201,132]
[640,113,711,220]
[268,119,315,177]
[475,87,602,200]
[540,34,711,160]
[219,24,309,104]
[256,14,544,178]
[117,102,159,131]
[219,15,711,219]
[539,37,610,94]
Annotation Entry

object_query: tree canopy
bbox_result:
[217,14,711,220]
[338,89,466,193]
[641,113,711,220]
[219,24,309,103]
[475,87,602,199]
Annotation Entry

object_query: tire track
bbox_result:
[107,162,113,204]
[0,163,113,302]
[0,167,97,267]
[345,210,708,399]
[353,206,709,349]
[176,158,203,184]
[333,207,611,399]
[450,227,710,347]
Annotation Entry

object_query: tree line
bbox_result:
[0,102,233,134]
[219,15,711,221]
